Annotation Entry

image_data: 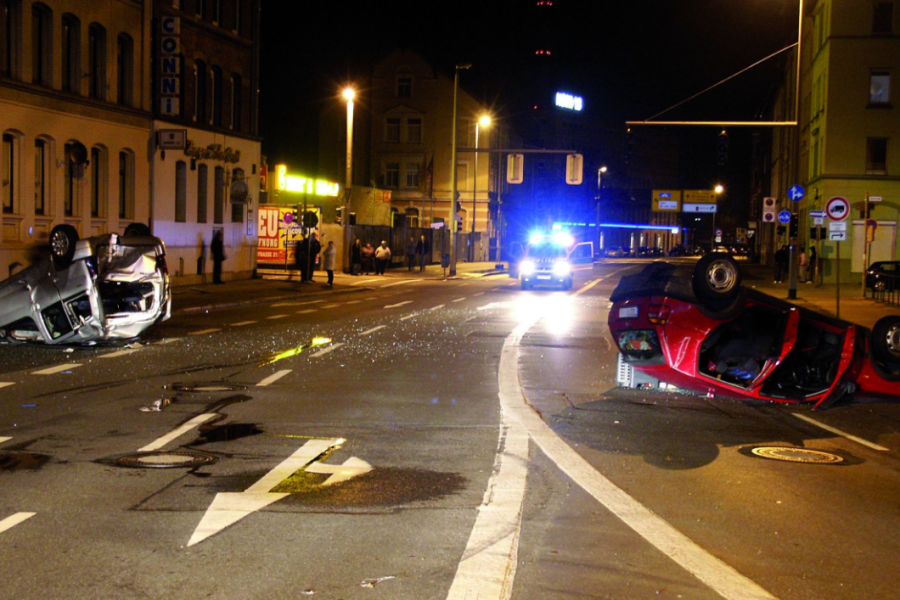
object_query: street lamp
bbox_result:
[449,63,471,276]
[712,184,724,247]
[471,114,491,261]
[342,86,355,272]
[596,166,607,256]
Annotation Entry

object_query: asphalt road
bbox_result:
[2,261,900,600]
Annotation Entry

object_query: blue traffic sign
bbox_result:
[778,210,792,224]
[788,185,805,202]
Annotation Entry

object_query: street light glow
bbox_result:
[478,115,491,128]
[714,184,724,194]
[342,87,355,101]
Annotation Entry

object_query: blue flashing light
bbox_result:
[529,232,544,245]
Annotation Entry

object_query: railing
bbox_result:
[869,272,900,306]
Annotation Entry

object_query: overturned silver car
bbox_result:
[0,224,171,345]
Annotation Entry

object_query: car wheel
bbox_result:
[874,280,887,292]
[692,253,742,303]
[124,222,152,237]
[49,224,79,269]
[871,316,900,368]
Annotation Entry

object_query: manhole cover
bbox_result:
[750,446,843,464]
[116,450,217,469]
[170,382,247,393]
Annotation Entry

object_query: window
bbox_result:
[197,163,208,223]
[2,0,20,77]
[196,0,204,18]
[385,118,400,142]
[90,147,105,218]
[211,66,222,126]
[233,0,242,34]
[88,24,106,100]
[34,139,45,214]
[230,168,243,223]
[870,71,891,105]
[63,143,81,217]
[117,34,133,106]
[406,162,420,188]
[230,74,242,130]
[384,162,399,188]
[31,4,51,86]
[867,138,888,174]
[2,133,13,213]
[874,1,894,34]
[61,15,79,92]
[397,75,412,98]
[214,166,224,223]
[405,208,419,228]
[212,0,220,24]
[118,150,133,219]
[406,118,422,143]
[194,60,206,122]
[175,161,186,222]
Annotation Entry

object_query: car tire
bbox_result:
[49,224,79,269]
[874,280,886,293]
[692,253,742,304]
[124,222,152,237]
[871,316,900,368]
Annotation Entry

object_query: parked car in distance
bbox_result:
[731,245,749,257]
[866,261,900,292]
[712,246,733,254]
[0,224,171,345]
[693,245,710,256]
[604,246,631,258]
[649,247,665,257]
[668,245,688,257]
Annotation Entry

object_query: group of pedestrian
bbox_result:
[292,232,336,287]
[405,235,430,272]
[774,244,817,284]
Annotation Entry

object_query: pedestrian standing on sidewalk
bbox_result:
[374,240,391,275]
[405,236,417,271]
[774,245,788,283]
[308,232,322,282]
[351,238,362,276]
[211,230,226,284]
[799,245,809,283]
[296,235,310,283]
[416,235,430,271]
[322,241,336,287]
[361,242,375,275]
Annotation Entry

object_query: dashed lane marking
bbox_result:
[310,343,344,358]
[321,304,341,309]
[381,279,418,288]
[399,313,418,321]
[0,437,11,444]
[138,413,217,452]
[100,348,141,359]
[32,364,82,375]
[793,414,890,452]
[384,301,413,309]
[296,309,317,314]
[358,326,386,336]
[352,278,381,286]
[345,300,361,304]
[430,304,445,310]
[232,321,257,327]
[0,513,36,536]
[189,328,222,336]
[266,314,289,320]
[257,370,292,387]
[472,292,484,297]
[153,338,183,345]
[452,297,466,303]
[0,382,15,389]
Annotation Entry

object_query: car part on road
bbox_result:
[871,315,900,370]
[49,224,79,269]
[692,253,741,304]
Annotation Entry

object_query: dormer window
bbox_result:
[397,76,412,98]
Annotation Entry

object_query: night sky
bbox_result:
[258,0,801,184]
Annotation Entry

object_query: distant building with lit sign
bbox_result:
[275,165,340,197]
[555,92,583,112]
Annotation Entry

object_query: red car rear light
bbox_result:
[648,303,671,325]
[157,254,168,275]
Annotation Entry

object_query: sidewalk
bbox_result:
[171,261,508,315]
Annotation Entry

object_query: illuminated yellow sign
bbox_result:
[275,164,340,197]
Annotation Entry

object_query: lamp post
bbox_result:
[712,184,724,247]
[471,114,491,262]
[596,166,607,257]
[342,87,355,272]
[449,63,471,276]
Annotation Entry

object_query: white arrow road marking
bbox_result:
[0,382,15,389]
[188,438,343,546]
[305,456,372,486]
[189,328,222,336]
[32,364,82,375]
[0,512,35,535]
[256,370,292,387]
[310,343,344,358]
[232,321,257,327]
[384,301,413,309]
[359,325,386,336]
[138,413,217,452]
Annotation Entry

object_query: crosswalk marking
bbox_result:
[32,364,82,375]
[257,370,292,387]
[321,304,340,309]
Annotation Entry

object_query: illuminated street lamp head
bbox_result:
[457,63,472,71]
[714,184,725,194]
[478,115,491,128]
[342,87,355,102]
[599,166,608,173]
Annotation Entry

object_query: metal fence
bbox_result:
[869,272,900,307]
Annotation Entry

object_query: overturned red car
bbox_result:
[608,255,900,409]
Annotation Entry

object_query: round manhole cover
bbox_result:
[116,450,217,469]
[750,446,843,464]
[170,382,247,393]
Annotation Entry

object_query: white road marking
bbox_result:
[154,337,183,345]
[266,314,289,320]
[297,299,326,305]
[352,278,380,286]
[32,364,82,375]
[345,300,361,304]
[310,343,344,357]
[100,349,141,359]
[187,438,342,546]
[0,513,36,535]
[359,326,386,336]
[381,279,418,288]
[452,297,466,303]
[271,302,304,307]
[305,455,372,486]
[296,309,317,314]
[0,437,11,445]
[232,321,257,327]
[399,313,418,321]
[138,413,217,452]
[477,302,510,311]
[472,292,484,297]
[384,301,413,309]
[793,414,890,452]
[454,287,779,600]
[0,382,15,389]
[321,304,340,309]
[257,370,292,387]
[189,328,222,335]
[430,304,445,311]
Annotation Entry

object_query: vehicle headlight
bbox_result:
[552,261,571,276]
[521,260,536,275]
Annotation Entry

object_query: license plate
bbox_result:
[619,306,638,319]
[537,275,551,280]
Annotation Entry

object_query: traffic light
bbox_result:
[302,210,318,228]
[789,213,798,238]
[335,207,342,224]
[716,130,728,166]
